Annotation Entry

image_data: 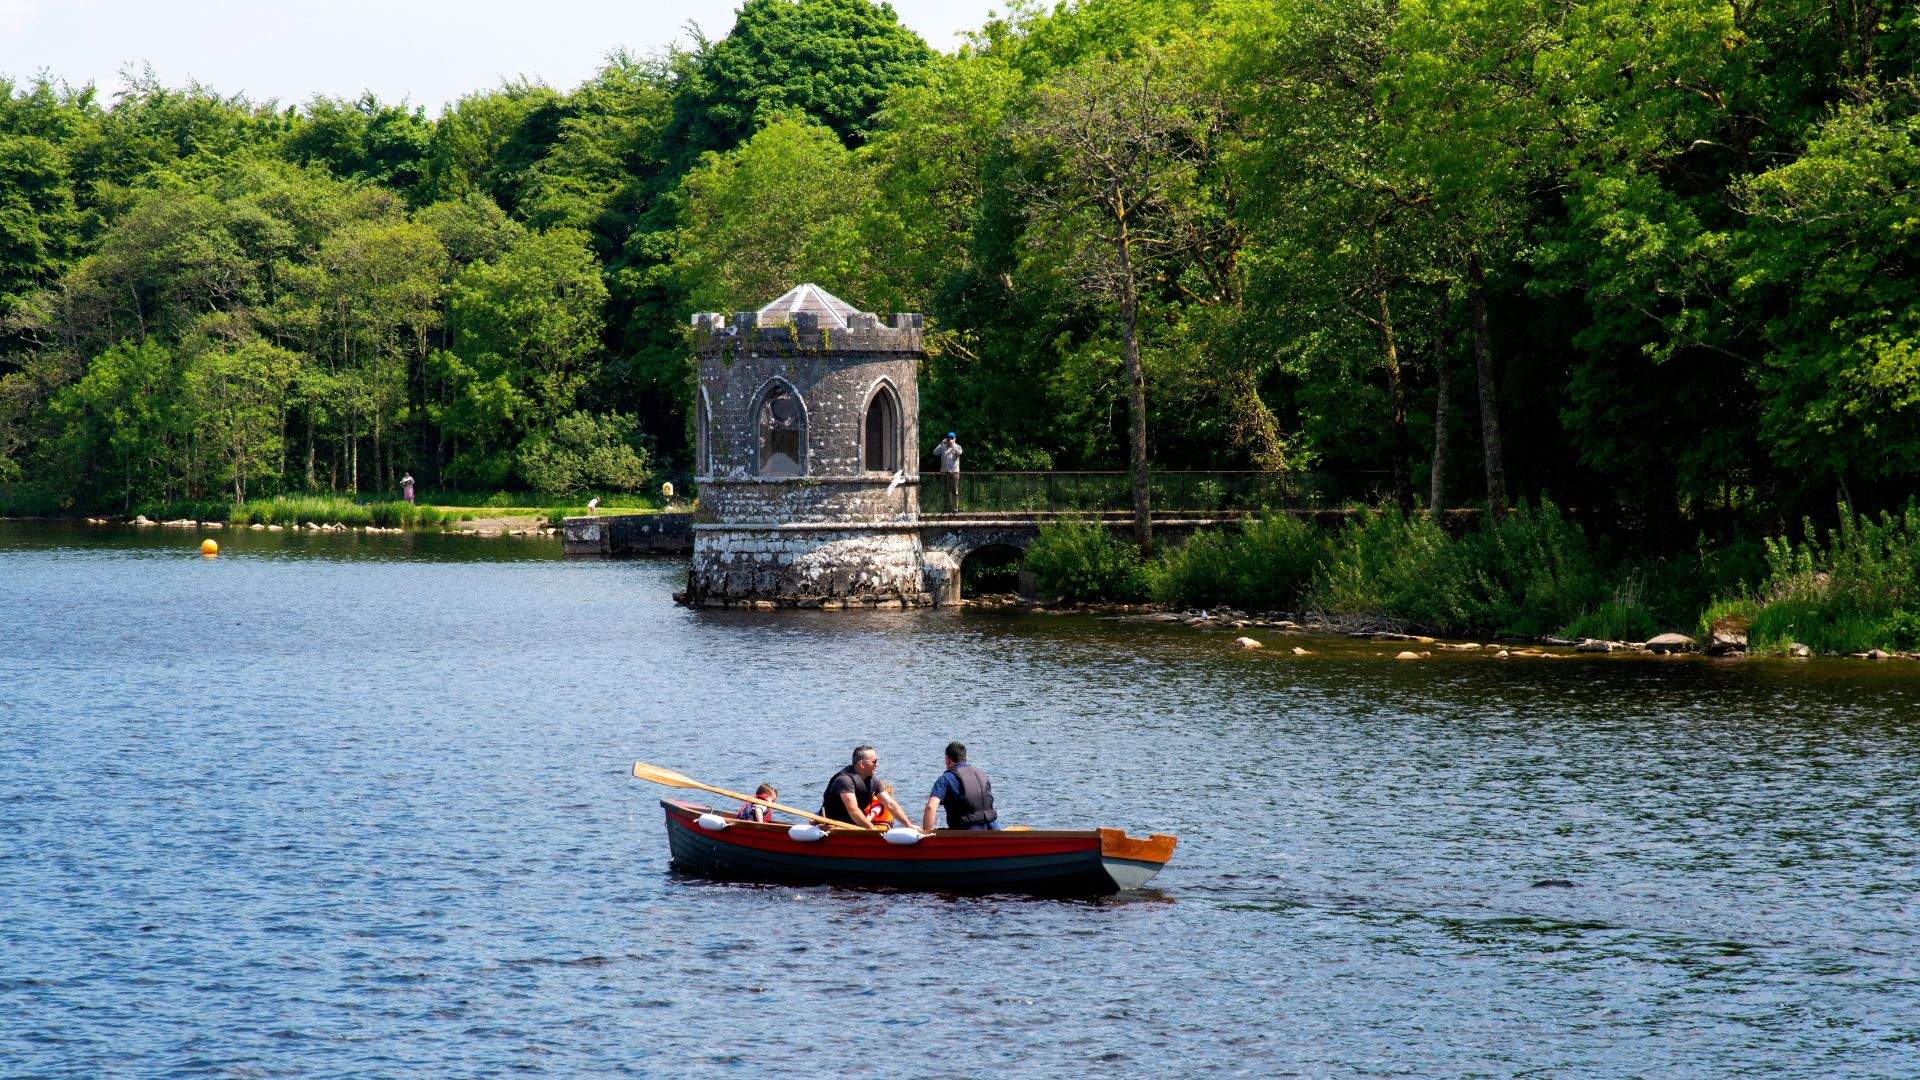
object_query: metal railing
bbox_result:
[918,471,1390,515]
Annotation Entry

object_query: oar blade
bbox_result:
[632,761,696,788]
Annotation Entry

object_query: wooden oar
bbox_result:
[631,761,875,831]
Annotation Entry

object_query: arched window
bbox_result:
[695,388,710,474]
[863,386,900,472]
[757,384,805,476]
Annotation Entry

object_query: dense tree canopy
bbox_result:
[1,0,1917,538]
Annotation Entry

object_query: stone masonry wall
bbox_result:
[687,525,931,607]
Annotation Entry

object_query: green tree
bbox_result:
[277,217,446,492]
[48,339,181,509]
[0,133,77,318]
[182,338,298,501]
[283,94,433,195]
[1737,101,1920,485]
[515,410,652,495]
[1222,0,1446,508]
[441,228,607,484]
[674,115,875,311]
[419,81,565,208]
[1010,48,1222,545]
[667,0,934,160]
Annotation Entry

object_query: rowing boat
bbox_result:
[658,799,1177,896]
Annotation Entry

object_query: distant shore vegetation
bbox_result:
[1025,504,1920,657]
[3,0,1918,614]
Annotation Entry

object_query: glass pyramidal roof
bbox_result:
[755,283,862,328]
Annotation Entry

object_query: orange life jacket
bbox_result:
[864,797,892,826]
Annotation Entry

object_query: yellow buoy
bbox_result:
[200,538,219,556]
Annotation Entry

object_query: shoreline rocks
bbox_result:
[1707,616,1750,656]
[1646,633,1695,654]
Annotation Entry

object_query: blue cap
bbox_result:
[947,432,956,438]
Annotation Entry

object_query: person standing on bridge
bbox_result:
[936,433,963,513]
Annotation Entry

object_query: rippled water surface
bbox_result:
[4,522,1918,1077]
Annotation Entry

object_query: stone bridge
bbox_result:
[563,510,1254,603]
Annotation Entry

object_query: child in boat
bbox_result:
[864,781,897,827]
[736,783,778,823]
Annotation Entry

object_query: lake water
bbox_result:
[3,522,1917,1077]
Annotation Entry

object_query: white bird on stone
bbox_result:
[888,470,906,492]
[586,497,600,516]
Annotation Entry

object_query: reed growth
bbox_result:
[226,496,452,528]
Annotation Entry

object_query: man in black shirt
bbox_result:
[822,744,917,829]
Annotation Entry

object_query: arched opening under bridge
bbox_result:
[960,543,1025,599]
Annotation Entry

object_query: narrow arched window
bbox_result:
[695,389,710,474]
[757,385,804,476]
[863,387,899,472]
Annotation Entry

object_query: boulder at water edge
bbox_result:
[1706,616,1749,656]
[1235,637,1262,649]
[1646,633,1695,654]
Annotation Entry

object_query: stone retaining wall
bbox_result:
[562,512,693,557]
[684,524,931,607]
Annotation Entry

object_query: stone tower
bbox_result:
[685,284,931,607]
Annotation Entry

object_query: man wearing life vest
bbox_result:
[920,741,1000,831]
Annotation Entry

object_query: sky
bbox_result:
[0,0,1003,114]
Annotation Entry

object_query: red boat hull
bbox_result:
[659,800,1175,896]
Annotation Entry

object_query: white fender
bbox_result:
[882,827,922,846]
[788,824,825,842]
[695,813,730,832]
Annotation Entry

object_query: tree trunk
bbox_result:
[305,410,316,491]
[1429,333,1452,515]
[1115,214,1152,549]
[1467,252,1507,514]
[1377,290,1413,511]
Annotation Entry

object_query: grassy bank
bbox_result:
[226,496,455,528]
[1022,503,1920,655]
[11,490,679,529]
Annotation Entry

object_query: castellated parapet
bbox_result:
[685,284,931,607]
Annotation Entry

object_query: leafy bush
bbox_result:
[516,411,651,496]
[1564,600,1659,642]
[135,497,232,522]
[1633,536,1768,631]
[1308,508,1473,631]
[1728,504,1920,653]
[1746,597,1892,655]
[1156,514,1323,610]
[1457,500,1606,637]
[0,483,64,516]
[1024,519,1151,602]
